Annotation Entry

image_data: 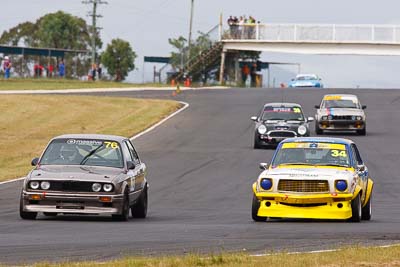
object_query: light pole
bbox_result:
[187,0,194,61]
[82,0,107,65]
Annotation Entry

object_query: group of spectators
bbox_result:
[227,15,260,39]
[34,59,65,78]
[1,55,103,81]
[88,63,102,81]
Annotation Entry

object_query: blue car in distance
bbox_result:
[288,74,323,88]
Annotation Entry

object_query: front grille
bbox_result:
[269,131,296,138]
[280,202,327,207]
[274,126,289,130]
[49,181,93,192]
[331,115,353,120]
[278,180,329,193]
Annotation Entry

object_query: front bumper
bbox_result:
[255,192,354,220]
[318,120,365,131]
[257,131,298,145]
[22,190,124,215]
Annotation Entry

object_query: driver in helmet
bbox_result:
[59,145,82,164]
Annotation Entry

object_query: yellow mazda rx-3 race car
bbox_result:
[252,137,373,222]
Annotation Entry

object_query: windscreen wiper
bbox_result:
[278,163,310,166]
[80,145,104,165]
[315,163,349,168]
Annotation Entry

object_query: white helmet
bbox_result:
[4,56,9,60]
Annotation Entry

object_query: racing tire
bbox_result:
[252,195,267,222]
[357,128,366,136]
[253,134,262,149]
[361,193,372,221]
[315,124,323,135]
[19,193,37,220]
[43,212,58,217]
[131,186,148,218]
[112,190,129,221]
[349,193,362,222]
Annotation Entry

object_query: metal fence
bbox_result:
[222,23,400,43]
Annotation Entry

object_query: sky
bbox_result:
[2,0,400,87]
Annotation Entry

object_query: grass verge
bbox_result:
[0,78,169,90]
[26,244,400,267]
[0,95,181,181]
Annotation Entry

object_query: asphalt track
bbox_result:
[1,88,400,265]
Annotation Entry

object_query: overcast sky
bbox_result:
[2,0,400,87]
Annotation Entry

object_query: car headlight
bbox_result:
[335,180,348,192]
[298,125,307,135]
[92,183,102,192]
[40,181,50,190]
[29,181,40,190]
[322,116,328,120]
[257,125,267,134]
[103,184,113,192]
[356,116,362,121]
[260,178,273,190]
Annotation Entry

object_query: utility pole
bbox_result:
[187,0,194,61]
[82,0,107,65]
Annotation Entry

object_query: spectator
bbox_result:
[47,63,54,78]
[58,59,65,78]
[34,63,40,78]
[232,16,239,38]
[242,64,250,85]
[3,56,12,79]
[238,16,245,39]
[227,15,234,38]
[91,63,97,81]
[250,63,257,87]
[247,16,254,39]
[97,63,102,79]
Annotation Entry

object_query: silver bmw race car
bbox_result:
[20,134,148,221]
[315,94,367,135]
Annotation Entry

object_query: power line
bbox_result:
[82,0,108,64]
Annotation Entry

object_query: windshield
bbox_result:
[272,142,350,167]
[261,106,304,121]
[40,138,124,168]
[322,95,359,109]
[323,99,358,109]
[296,75,317,81]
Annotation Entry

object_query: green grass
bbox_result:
[0,78,170,90]
[20,245,400,267]
[0,95,181,181]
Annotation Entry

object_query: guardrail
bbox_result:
[222,23,400,44]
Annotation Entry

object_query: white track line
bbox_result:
[0,101,189,187]
[250,243,400,257]
[0,177,25,186]
[131,101,189,140]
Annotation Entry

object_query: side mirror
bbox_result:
[250,116,258,121]
[259,163,269,170]
[307,117,314,122]
[357,164,365,172]
[31,157,39,166]
[314,105,320,109]
[127,161,135,170]
[362,105,367,109]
